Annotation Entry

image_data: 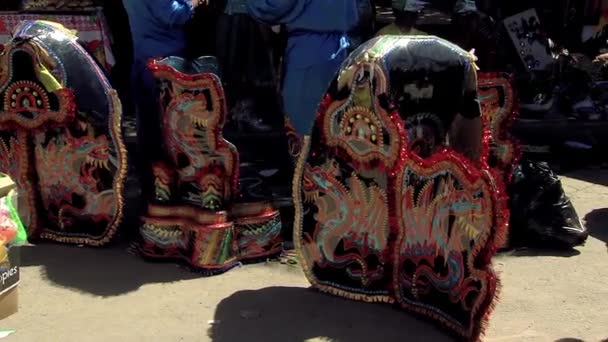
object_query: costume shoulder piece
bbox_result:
[0,20,128,246]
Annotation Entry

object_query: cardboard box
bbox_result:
[0,287,17,320]
[0,246,18,320]
[0,176,15,198]
[0,176,19,320]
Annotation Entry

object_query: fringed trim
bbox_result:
[313,284,394,304]
[104,90,129,243]
[185,262,241,277]
[476,268,502,342]
[303,190,319,204]
[292,136,318,287]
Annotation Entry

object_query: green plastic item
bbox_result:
[4,196,27,245]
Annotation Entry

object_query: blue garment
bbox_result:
[122,0,194,116]
[122,0,193,63]
[122,0,194,114]
[248,0,361,136]
[224,0,248,14]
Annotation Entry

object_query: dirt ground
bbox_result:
[2,169,607,342]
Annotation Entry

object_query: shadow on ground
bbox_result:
[584,208,608,244]
[562,168,608,187]
[504,248,582,258]
[210,286,455,342]
[18,242,198,297]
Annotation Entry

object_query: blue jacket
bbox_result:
[247,0,360,69]
[247,0,363,136]
[122,0,194,63]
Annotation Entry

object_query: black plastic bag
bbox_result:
[508,159,589,249]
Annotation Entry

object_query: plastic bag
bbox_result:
[0,195,27,247]
[508,159,588,249]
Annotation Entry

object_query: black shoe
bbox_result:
[230,99,274,133]
[238,117,273,133]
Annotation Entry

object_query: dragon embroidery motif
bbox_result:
[0,20,128,245]
[301,163,389,286]
[393,156,496,338]
[158,76,238,210]
[34,125,116,230]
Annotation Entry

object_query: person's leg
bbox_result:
[133,63,163,203]
[215,13,241,110]
[283,74,323,136]
[282,60,343,137]
[249,18,283,128]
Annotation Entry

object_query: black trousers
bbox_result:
[132,61,164,204]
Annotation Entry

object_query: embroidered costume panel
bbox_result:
[294,36,508,341]
[0,20,127,245]
[138,57,282,274]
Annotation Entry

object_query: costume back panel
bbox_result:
[0,20,127,245]
[293,36,508,341]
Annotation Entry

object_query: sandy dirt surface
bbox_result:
[1,170,607,342]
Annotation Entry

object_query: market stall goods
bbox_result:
[293,36,508,341]
[0,190,24,321]
[0,11,116,72]
[0,20,128,245]
[138,57,282,274]
[503,8,553,72]
[21,0,102,11]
